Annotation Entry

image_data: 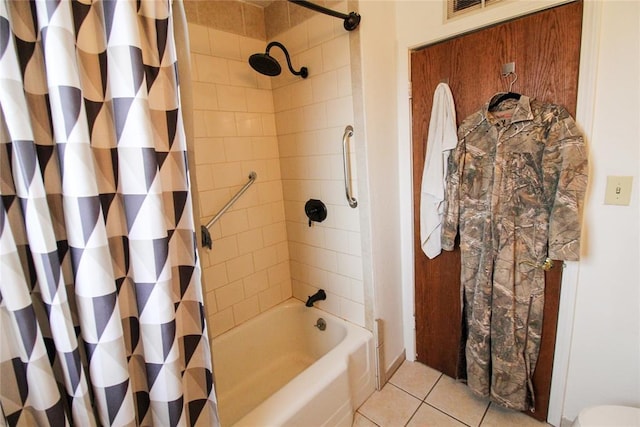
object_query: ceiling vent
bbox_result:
[447,0,502,19]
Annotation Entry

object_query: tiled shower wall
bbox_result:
[186,0,365,332]
[270,3,366,327]
[187,21,292,338]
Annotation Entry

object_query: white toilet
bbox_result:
[572,405,640,426]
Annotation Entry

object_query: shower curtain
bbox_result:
[0,1,218,425]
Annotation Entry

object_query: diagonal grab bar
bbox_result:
[342,126,358,208]
[201,172,257,249]
[205,171,257,230]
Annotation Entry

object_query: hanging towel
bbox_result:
[420,82,457,259]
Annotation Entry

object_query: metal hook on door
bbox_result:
[501,62,518,92]
[507,72,518,92]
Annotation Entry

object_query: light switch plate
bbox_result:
[604,176,633,206]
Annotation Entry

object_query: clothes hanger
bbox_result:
[488,71,520,111]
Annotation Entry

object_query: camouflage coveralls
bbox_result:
[441,96,588,411]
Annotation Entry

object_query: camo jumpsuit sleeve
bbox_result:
[543,107,587,260]
[441,119,471,251]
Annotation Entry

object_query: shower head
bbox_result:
[249,41,308,79]
[249,53,282,76]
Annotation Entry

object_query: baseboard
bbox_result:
[560,417,574,427]
[385,350,406,386]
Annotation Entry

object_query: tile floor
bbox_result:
[354,360,551,427]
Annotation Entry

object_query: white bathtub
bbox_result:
[211,298,375,427]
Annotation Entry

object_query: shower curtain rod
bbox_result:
[288,0,361,31]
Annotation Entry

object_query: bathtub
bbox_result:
[211,298,375,427]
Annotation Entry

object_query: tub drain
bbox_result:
[314,318,326,331]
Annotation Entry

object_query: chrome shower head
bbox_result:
[248,41,308,79]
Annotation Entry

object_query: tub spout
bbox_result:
[305,289,326,307]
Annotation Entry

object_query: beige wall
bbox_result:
[186,0,366,333]
[270,3,366,327]
[184,0,266,40]
[187,20,292,338]
[562,1,639,420]
[262,0,343,39]
[183,0,339,40]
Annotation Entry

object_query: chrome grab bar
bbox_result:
[201,171,257,249]
[342,125,357,208]
[205,171,257,230]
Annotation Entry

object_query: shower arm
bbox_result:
[266,41,307,77]
[288,0,361,31]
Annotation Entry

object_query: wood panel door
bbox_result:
[411,2,583,420]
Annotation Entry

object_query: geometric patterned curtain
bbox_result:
[0,1,218,425]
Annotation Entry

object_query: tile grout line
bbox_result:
[402,402,422,427]
[429,372,494,426]
[421,372,444,402]
[477,401,492,427]
[387,371,444,403]
[387,373,441,402]
[390,372,477,427]
[379,362,549,427]
[365,382,426,427]
[421,401,474,427]
[355,411,380,427]
[386,381,423,401]
[419,372,483,427]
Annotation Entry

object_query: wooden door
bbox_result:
[411,2,583,420]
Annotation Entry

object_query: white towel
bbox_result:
[420,83,457,259]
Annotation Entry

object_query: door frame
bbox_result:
[400,2,602,424]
